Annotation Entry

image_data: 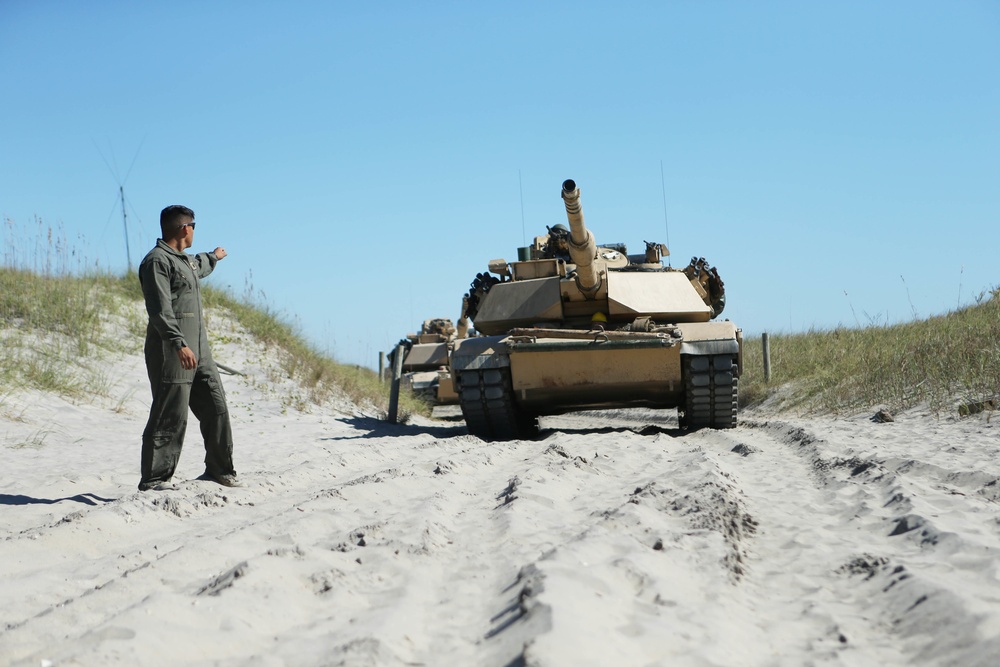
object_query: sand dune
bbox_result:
[2,317,999,666]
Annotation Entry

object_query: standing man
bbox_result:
[137,204,240,491]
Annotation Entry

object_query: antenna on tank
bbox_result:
[518,169,526,245]
[96,137,145,271]
[660,160,672,268]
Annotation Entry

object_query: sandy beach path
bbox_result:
[3,403,999,666]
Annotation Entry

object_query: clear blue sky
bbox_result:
[2,1,998,369]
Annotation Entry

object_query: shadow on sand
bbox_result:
[324,415,682,442]
[322,416,468,441]
[0,493,116,507]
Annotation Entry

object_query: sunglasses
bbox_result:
[179,222,197,230]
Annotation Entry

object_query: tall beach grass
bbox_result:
[738,288,1000,417]
[0,218,428,419]
[3,217,995,421]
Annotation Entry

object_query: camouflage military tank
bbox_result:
[450,179,742,440]
[397,298,472,405]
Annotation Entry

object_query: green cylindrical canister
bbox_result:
[516,247,531,261]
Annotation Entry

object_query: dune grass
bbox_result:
[738,288,1000,417]
[4,261,995,420]
[0,217,427,418]
[0,266,428,418]
[0,267,125,397]
[2,217,995,422]
[198,282,428,417]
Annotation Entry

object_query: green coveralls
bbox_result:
[138,239,236,488]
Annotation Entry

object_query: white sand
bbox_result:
[2,315,1000,666]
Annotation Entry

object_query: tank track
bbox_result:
[457,367,538,441]
[680,354,738,430]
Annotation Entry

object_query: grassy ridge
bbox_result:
[198,281,428,416]
[2,218,995,421]
[0,266,428,419]
[3,264,996,420]
[739,288,1000,416]
[0,268,131,399]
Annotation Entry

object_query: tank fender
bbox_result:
[451,335,511,372]
[676,321,741,357]
[679,339,740,356]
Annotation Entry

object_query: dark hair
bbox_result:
[160,205,195,235]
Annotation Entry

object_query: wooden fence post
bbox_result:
[762,333,771,383]
[387,342,406,423]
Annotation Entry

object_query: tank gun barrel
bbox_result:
[456,294,470,339]
[560,179,600,293]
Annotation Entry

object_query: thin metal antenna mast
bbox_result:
[120,185,132,269]
[119,137,144,272]
[95,137,144,272]
[660,160,672,267]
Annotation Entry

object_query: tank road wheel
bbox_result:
[457,367,538,441]
[680,354,738,430]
